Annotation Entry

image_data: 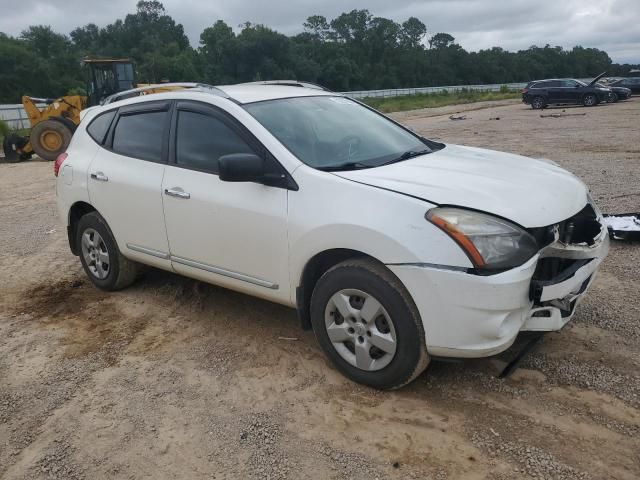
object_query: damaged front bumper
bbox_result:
[388,203,609,358]
[524,225,609,331]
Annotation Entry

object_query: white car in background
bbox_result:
[55,83,609,389]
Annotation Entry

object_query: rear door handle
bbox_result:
[164,187,191,199]
[90,171,108,182]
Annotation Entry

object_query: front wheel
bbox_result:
[2,134,31,163]
[310,258,429,390]
[583,94,597,107]
[30,119,73,161]
[609,92,619,103]
[76,212,139,291]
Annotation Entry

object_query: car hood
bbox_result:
[333,144,589,228]
[588,72,607,86]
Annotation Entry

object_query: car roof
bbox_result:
[531,78,575,83]
[102,82,338,107]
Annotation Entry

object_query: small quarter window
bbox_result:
[87,110,116,145]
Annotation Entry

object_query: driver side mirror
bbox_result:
[218,153,264,182]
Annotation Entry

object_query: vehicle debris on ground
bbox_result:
[603,213,640,240]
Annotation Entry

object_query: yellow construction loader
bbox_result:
[2,58,183,162]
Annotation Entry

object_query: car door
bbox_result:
[542,81,561,103]
[559,80,581,103]
[87,100,172,269]
[549,80,577,103]
[161,100,291,303]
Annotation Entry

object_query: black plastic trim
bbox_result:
[529,258,593,302]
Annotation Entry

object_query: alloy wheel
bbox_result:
[81,228,110,279]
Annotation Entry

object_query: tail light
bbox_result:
[54,153,68,177]
[521,88,529,94]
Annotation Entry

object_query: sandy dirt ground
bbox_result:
[1,98,639,480]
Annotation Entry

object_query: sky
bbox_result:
[0,0,638,64]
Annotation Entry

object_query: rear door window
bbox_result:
[112,110,169,163]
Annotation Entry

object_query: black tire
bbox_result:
[583,93,597,107]
[609,92,618,103]
[531,96,545,110]
[76,212,138,291]
[30,119,73,161]
[2,134,29,163]
[310,258,429,390]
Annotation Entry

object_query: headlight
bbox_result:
[426,207,538,270]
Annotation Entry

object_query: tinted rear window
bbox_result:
[87,110,116,145]
[112,111,168,162]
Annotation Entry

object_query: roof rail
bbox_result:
[239,80,332,92]
[102,83,229,105]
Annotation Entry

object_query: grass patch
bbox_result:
[361,88,521,113]
[0,119,9,145]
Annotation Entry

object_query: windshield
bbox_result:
[244,96,433,170]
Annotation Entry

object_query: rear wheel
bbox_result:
[583,93,597,107]
[30,119,73,161]
[608,92,619,103]
[76,212,139,291]
[531,96,545,109]
[310,258,429,390]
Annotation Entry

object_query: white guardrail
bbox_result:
[0,103,46,130]
[340,82,527,99]
[0,83,528,129]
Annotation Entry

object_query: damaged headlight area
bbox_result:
[426,207,538,272]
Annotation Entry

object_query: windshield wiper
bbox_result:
[316,162,372,172]
[317,148,431,171]
[381,149,431,166]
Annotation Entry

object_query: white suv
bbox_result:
[55,83,609,389]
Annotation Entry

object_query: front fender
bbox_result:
[287,168,473,303]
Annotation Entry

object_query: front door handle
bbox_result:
[164,187,191,199]
[90,171,108,182]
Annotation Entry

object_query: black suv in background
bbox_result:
[609,77,640,94]
[522,74,611,109]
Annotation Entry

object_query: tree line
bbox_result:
[0,0,637,103]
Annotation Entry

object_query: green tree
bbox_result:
[0,6,634,103]
[199,20,237,83]
[429,32,455,49]
[303,15,330,41]
[0,33,51,102]
[399,17,426,49]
